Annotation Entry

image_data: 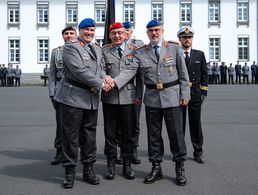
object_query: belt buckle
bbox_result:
[156,82,163,90]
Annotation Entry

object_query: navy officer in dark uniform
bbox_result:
[177,26,208,164]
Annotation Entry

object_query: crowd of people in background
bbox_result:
[0,63,22,87]
[207,60,258,85]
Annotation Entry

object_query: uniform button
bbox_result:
[193,72,195,74]
[158,72,161,75]
[69,85,72,87]
[193,79,195,81]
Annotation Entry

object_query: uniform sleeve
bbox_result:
[48,49,57,97]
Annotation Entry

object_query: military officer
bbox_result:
[242,62,249,84]
[14,65,22,87]
[228,63,235,84]
[250,61,257,84]
[48,26,77,165]
[43,64,49,86]
[235,61,242,84]
[135,19,190,186]
[213,63,220,84]
[220,62,227,84]
[54,18,111,188]
[101,22,139,180]
[207,62,213,84]
[6,63,15,87]
[1,64,7,87]
[178,26,208,164]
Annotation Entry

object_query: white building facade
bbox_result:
[0,0,257,73]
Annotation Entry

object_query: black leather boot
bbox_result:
[63,166,75,189]
[175,161,187,186]
[144,162,163,184]
[105,160,115,180]
[82,163,100,185]
[123,158,135,179]
[131,147,141,164]
[51,148,62,165]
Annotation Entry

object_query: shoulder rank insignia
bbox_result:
[163,41,168,47]
[168,40,179,44]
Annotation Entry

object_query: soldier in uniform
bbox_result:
[235,60,242,84]
[48,26,77,165]
[0,64,2,86]
[228,63,235,84]
[178,26,208,164]
[135,19,190,186]
[43,64,49,86]
[250,61,257,84]
[14,65,22,87]
[213,63,220,84]
[220,62,227,84]
[1,64,7,87]
[54,18,111,188]
[242,62,249,84]
[6,63,15,87]
[207,62,213,84]
[101,22,139,180]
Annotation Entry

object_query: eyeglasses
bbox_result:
[147,28,162,33]
[110,31,125,36]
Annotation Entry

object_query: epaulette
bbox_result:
[94,42,102,48]
[136,44,146,50]
[102,43,111,48]
[168,40,179,44]
[70,39,78,43]
[128,43,137,50]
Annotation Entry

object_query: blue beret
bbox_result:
[123,21,132,29]
[78,18,96,29]
[177,26,194,37]
[146,19,161,28]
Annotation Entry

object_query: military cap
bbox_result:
[109,22,124,31]
[177,26,194,37]
[146,19,161,28]
[62,26,76,34]
[78,18,96,29]
[123,21,132,29]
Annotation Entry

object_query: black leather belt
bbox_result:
[65,78,92,91]
[56,77,62,81]
[145,80,179,89]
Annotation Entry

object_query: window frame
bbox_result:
[208,0,220,26]
[209,36,221,62]
[237,36,249,61]
[151,1,163,24]
[7,1,20,28]
[66,1,78,26]
[37,37,49,64]
[8,37,20,64]
[180,0,192,26]
[37,1,49,28]
[123,1,135,25]
[95,1,106,25]
[237,0,249,26]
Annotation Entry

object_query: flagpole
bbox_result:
[103,0,115,45]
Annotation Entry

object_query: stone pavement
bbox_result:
[0,85,257,195]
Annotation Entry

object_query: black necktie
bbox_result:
[117,47,123,58]
[88,44,97,59]
[184,51,190,67]
[153,45,159,62]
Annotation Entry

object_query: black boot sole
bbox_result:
[144,175,163,184]
[82,177,100,185]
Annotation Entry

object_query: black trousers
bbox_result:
[208,75,213,84]
[60,103,98,167]
[220,74,227,84]
[251,75,256,84]
[51,99,62,150]
[145,106,186,162]
[214,75,220,84]
[1,77,6,86]
[228,75,234,84]
[15,78,20,87]
[243,75,249,84]
[103,103,134,160]
[182,101,203,156]
[236,74,241,84]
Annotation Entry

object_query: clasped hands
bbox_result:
[102,75,115,92]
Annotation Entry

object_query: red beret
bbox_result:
[109,22,124,31]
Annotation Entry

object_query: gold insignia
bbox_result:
[200,86,208,91]
[80,41,85,47]
[127,53,134,59]
[184,28,190,34]
[163,41,168,47]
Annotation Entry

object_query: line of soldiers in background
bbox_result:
[207,60,258,85]
[0,63,22,87]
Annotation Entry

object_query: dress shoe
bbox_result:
[123,158,135,179]
[63,166,75,189]
[82,164,100,185]
[131,147,141,164]
[51,148,62,165]
[175,161,187,186]
[194,155,204,164]
[144,162,163,184]
[105,160,115,180]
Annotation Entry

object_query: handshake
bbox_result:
[103,75,115,92]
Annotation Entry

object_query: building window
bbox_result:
[9,38,20,63]
[180,1,191,25]
[152,1,163,23]
[38,38,49,63]
[95,37,104,47]
[208,0,220,25]
[237,0,249,25]
[209,37,220,61]
[238,37,249,61]
[66,1,78,25]
[124,2,135,24]
[7,1,20,27]
[95,2,106,24]
[37,2,49,26]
